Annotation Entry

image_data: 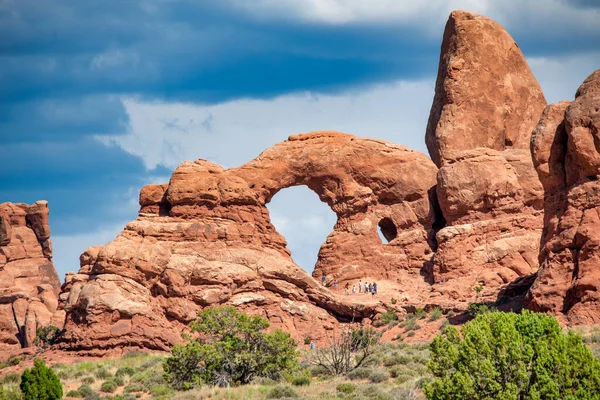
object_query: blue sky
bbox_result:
[2,0,599,279]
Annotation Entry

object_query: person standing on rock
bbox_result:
[345,282,350,295]
[365,282,370,293]
[373,282,377,296]
[352,284,356,293]
[322,273,326,286]
[310,341,315,350]
[333,279,338,290]
[358,280,362,293]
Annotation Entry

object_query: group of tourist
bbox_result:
[320,274,378,296]
[344,279,377,296]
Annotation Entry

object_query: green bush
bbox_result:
[76,384,94,398]
[2,373,20,384]
[115,367,135,378]
[425,311,600,399]
[0,357,22,370]
[34,325,60,348]
[428,308,443,321]
[381,309,398,324]
[81,377,95,385]
[111,376,125,387]
[368,369,389,383]
[150,385,172,397]
[100,381,117,393]
[66,390,83,398]
[163,306,298,389]
[291,375,310,386]
[415,308,427,319]
[123,384,145,394]
[266,385,298,399]
[346,367,372,380]
[20,358,63,400]
[308,365,329,378]
[94,368,112,380]
[390,298,397,305]
[0,385,23,400]
[336,382,356,394]
[407,331,415,337]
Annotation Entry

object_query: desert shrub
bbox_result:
[446,310,456,318]
[34,325,60,348]
[100,381,117,393]
[123,351,146,359]
[400,318,420,332]
[77,384,94,398]
[123,384,145,394]
[150,385,172,397]
[291,375,310,386]
[265,385,298,399]
[0,357,22,370]
[346,367,372,380]
[425,311,600,399]
[467,303,494,318]
[81,377,95,385]
[407,331,415,337]
[111,376,125,387]
[336,382,356,394]
[0,385,23,400]
[285,368,310,387]
[308,326,379,376]
[94,368,112,380]
[583,333,600,344]
[20,359,62,400]
[390,298,397,305]
[115,367,135,378]
[388,387,419,400]
[355,384,390,400]
[308,365,329,378]
[66,390,83,398]
[383,354,410,367]
[253,377,279,386]
[428,308,443,321]
[387,320,399,328]
[395,373,414,384]
[163,306,298,389]
[368,369,389,383]
[381,310,398,324]
[2,373,20,384]
[414,308,426,320]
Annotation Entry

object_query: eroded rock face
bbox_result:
[426,10,547,167]
[526,70,600,324]
[427,11,546,304]
[0,202,64,353]
[58,132,439,352]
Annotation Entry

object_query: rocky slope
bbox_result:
[57,132,440,352]
[0,201,64,353]
[526,70,600,324]
[427,11,547,304]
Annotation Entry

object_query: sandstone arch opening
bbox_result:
[378,217,397,244]
[266,186,336,273]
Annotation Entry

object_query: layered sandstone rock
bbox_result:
[427,11,547,304]
[527,70,600,324]
[0,202,64,352]
[58,132,439,352]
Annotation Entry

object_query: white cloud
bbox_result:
[98,79,435,170]
[225,0,600,39]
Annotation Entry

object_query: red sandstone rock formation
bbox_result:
[0,202,64,353]
[527,70,600,324]
[425,11,547,167]
[58,132,439,352]
[426,11,547,306]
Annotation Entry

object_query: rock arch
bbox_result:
[58,131,439,352]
